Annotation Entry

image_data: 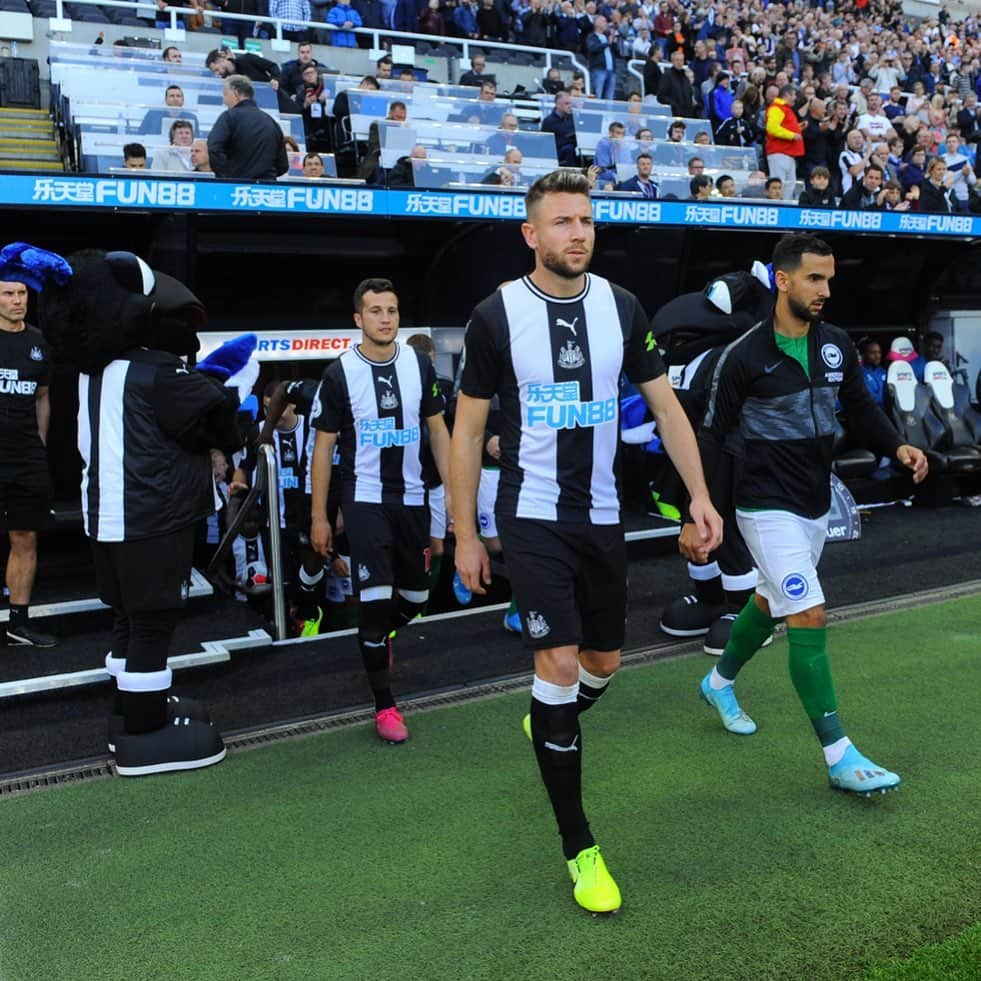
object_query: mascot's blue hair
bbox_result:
[0,242,73,291]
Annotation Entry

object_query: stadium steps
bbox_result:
[0,108,63,172]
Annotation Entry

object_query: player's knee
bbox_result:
[579,649,620,678]
[8,530,36,554]
[534,648,580,687]
[787,605,826,629]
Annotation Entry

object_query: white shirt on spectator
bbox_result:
[857,112,891,140]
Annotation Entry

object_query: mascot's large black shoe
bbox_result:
[107,696,211,754]
[703,613,774,657]
[660,595,726,637]
[113,716,226,777]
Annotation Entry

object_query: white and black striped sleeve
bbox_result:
[313,361,347,432]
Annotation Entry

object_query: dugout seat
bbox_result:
[887,361,979,474]
[924,361,981,469]
[830,418,878,480]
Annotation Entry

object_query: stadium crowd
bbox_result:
[82,0,981,207]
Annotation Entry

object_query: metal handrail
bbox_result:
[47,0,590,92]
[207,443,287,641]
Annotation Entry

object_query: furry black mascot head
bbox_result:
[37,249,207,373]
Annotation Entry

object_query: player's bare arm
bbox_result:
[637,373,723,559]
[310,428,336,557]
[35,385,50,446]
[427,411,454,525]
[450,392,491,594]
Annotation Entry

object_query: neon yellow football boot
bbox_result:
[567,845,622,914]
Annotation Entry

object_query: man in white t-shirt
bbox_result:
[857,94,891,143]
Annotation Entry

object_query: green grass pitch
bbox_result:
[2,595,979,980]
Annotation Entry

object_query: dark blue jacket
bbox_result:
[541,108,577,166]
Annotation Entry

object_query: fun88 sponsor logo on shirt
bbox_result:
[359,417,420,448]
[525,381,616,430]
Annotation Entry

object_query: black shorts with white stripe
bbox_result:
[343,499,429,599]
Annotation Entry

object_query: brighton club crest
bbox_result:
[526,610,550,639]
[557,339,585,370]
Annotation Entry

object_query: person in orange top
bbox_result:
[765,84,804,200]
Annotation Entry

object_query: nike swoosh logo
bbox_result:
[764,362,782,374]
[544,736,579,753]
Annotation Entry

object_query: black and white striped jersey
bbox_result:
[315,343,445,506]
[460,274,665,524]
[78,349,228,542]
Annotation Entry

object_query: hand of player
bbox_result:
[331,554,349,577]
[455,533,491,595]
[485,435,501,459]
[896,444,928,483]
[311,515,333,557]
[685,496,723,561]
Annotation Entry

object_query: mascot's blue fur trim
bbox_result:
[0,242,73,291]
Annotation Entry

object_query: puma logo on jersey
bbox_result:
[378,375,394,388]
[556,317,578,335]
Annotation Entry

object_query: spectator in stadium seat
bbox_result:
[269,0,312,42]
[296,64,332,152]
[715,174,736,198]
[553,2,581,54]
[540,91,578,167]
[879,180,913,212]
[798,166,836,208]
[799,97,833,179]
[884,86,906,123]
[941,133,977,210]
[859,338,887,407]
[838,128,873,196]
[593,121,631,187]
[302,151,326,177]
[476,0,506,41]
[957,93,981,152]
[459,54,487,87]
[709,72,734,134]
[740,169,767,197]
[689,174,713,200]
[387,143,429,187]
[616,151,658,197]
[658,48,697,119]
[139,85,199,138]
[281,42,326,101]
[764,176,784,200]
[162,46,182,64]
[122,143,147,169]
[454,0,479,40]
[327,0,363,46]
[666,119,686,143]
[899,146,928,194]
[208,75,290,180]
[715,100,759,148]
[486,112,519,155]
[521,0,549,48]
[353,0,386,36]
[151,120,196,172]
[918,156,959,214]
[190,139,213,173]
[587,15,617,102]
[481,148,524,186]
[687,156,705,177]
[765,84,803,200]
[857,93,891,144]
[840,163,884,210]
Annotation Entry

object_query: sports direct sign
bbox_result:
[197,329,429,362]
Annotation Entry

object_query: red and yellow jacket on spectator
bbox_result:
[765,98,804,158]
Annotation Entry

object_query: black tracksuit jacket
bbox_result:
[699,316,902,518]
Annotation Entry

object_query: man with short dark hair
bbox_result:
[690,173,714,199]
[123,143,147,169]
[764,176,784,200]
[138,84,199,137]
[616,151,658,197]
[658,47,696,118]
[451,169,721,913]
[207,75,289,180]
[696,233,926,795]
[310,280,452,745]
[281,41,325,97]
[840,164,884,210]
[459,53,487,87]
[0,274,56,647]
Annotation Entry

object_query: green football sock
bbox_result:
[787,626,844,746]
[507,596,518,616]
[717,597,779,682]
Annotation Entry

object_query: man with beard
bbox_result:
[696,234,927,796]
[450,170,722,914]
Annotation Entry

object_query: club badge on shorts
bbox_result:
[781,573,809,601]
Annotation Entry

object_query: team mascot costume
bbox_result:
[26,243,256,776]
[652,264,776,655]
